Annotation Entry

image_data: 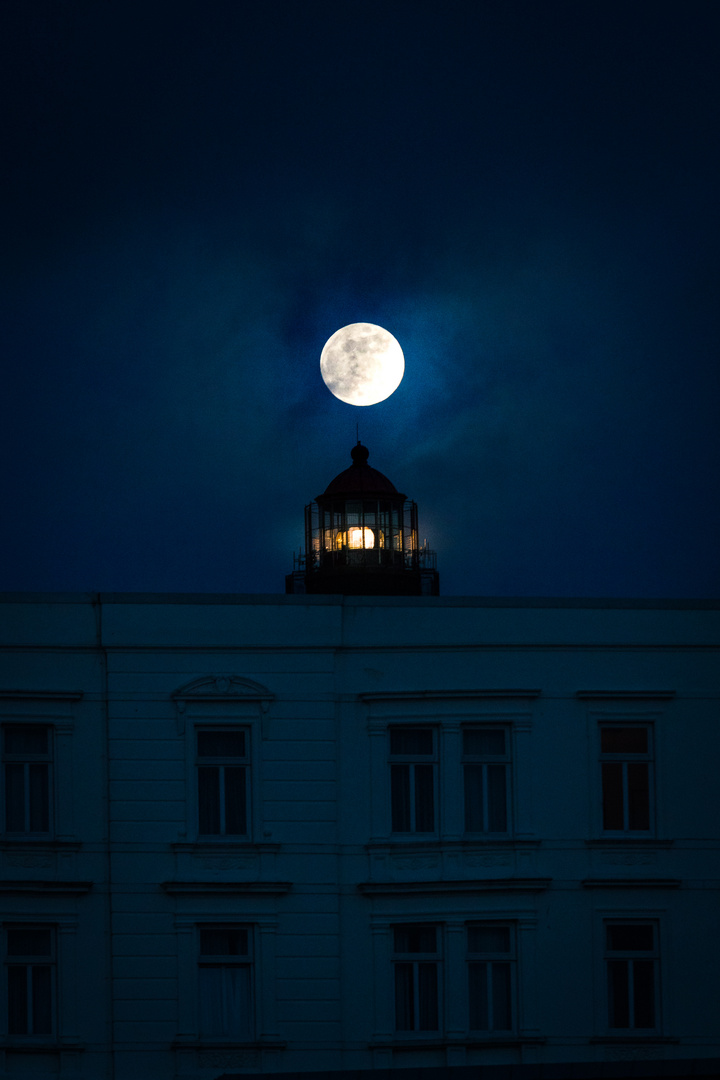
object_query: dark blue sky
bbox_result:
[1,1,718,597]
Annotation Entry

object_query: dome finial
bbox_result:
[351,442,369,466]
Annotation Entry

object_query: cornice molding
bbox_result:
[361,689,541,703]
[358,878,551,896]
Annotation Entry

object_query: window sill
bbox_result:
[161,879,291,895]
[0,879,92,894]
[369,1035,447,1050]
[582,877,681,889]
[1,1039,84,1050]
[464,1035,546,1047]
[171,1037,286,1050]
[590,1036,679,1044]
[370,1035,546,1049]
[359,878,550,895]
[375,835,441,845]
[586,838,673,847]
[172,840,280,853]
[0,838,81,850]
[367,838,541,851]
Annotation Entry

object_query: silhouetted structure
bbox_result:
[286,442,439,596]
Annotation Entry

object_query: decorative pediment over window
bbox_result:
[172,676,274,714]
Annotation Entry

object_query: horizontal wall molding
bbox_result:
[585,839,674,848]
[361,689,541,702]
[358,878,551,896]
[576,690,676,700]
[161,880,292,895]
[0,690,84,701]
[0,880,93,894]
[582,878,682,889]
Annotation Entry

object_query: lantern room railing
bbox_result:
[291,498,436,576]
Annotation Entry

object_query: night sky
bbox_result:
[2,1,718,598]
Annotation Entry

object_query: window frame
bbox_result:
[599,723,655,837]
[2,723,54,839]
[388,726,438,837]
[173,676,273,847]
[580,694,671,842]
[364,693,537,847]
[3,923,56,1039]
[197,923,254,1041]
[174,913,282,1050]
[603,919,661,1034]
[466,921,517,1034]
[195,727,251,839]
[462,726,512,837]
[369,913,539,1047]
[391,923,442,1035]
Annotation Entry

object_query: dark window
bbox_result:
[198,926,252,1038]
[393,924,440,1031]
[606,922,658,1030]
[600,726,652,832]
[467,924,515,1031]
[3,726,51,835]
[463,728,510,833]
[197,729,248,836]
[5,926,54,1035]
[389,727,436,833]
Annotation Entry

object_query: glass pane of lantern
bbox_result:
[346,501,360,525]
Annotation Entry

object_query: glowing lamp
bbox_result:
[347,527,375,550]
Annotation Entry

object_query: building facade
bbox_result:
[0,592,718,1079]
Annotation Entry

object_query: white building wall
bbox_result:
[0,594,718,1078]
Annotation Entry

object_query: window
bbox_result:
[198,926,253,1039]
[393,925,440,1032]
[5,926,54,1036]
[463,728,510,834]
[467,923,515,1032]
[196,729,249,837]
[605,922,658,1030]
[3,725,52,836]
[600,726,653,832]
[389,727,436,834]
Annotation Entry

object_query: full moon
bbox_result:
[320,323,404,406]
